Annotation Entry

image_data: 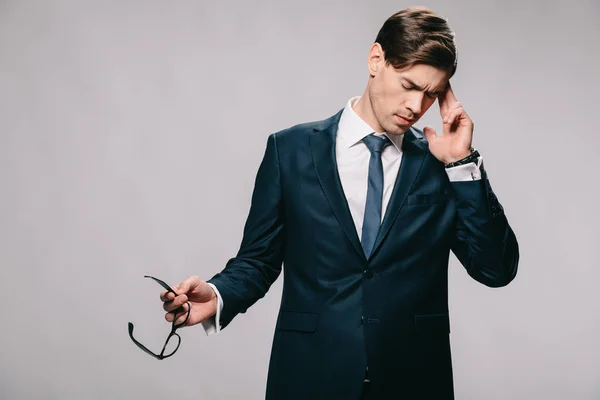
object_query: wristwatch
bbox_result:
[444,147,480,168]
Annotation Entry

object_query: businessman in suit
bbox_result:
[160,7,519,399]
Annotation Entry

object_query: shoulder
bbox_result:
[271,109,344,144]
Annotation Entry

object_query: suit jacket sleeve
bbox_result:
[207,133,286,329]
[449,168,519,287]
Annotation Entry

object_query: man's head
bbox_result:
[356,7,458,135]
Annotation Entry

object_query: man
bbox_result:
[160,7,519,399]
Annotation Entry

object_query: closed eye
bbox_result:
[403,83,439,99]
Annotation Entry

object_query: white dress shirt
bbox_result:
[202,96,483,335]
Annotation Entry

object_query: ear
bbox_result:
[367,43,385,77]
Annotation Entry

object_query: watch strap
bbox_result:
[445,147,480,168]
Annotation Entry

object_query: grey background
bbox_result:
[1,0,598,399]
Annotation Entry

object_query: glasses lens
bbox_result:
[161,333,181,358]
[128,276,186,360]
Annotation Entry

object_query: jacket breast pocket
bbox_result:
[405,192,450,206]
[414,313,451,333]
[277,311,318,333]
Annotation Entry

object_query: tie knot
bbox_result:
[362,134,391,154]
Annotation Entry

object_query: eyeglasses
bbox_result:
[128,275,191,360]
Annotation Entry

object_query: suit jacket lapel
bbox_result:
[310,109,366,261]
[369,127,429,259]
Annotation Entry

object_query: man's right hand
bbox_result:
[160,276,217,327]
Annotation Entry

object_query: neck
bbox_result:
[353,89,384,133]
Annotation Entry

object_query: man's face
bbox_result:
[368,48,449,135]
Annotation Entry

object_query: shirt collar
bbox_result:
[337,96,404,152]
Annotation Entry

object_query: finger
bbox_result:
[175,276,198,296]
[166,303,192,325]
[438,94,454,117]
[444,82,458,103]
[443,106,464,126]
[164,303,187,323]
[165,312,174,322]
[160,289,176,302]
[174,306,191,326]
[163,293,189,312]
[442,101,461,121]
[438,83,458,115]
[422,125,438,142]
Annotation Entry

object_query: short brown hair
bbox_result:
[374,7,457,77]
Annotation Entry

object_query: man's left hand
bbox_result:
[423,82,474,164]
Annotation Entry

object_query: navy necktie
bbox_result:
[361,134,392,258]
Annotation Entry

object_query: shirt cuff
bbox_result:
[201,282,223,335]
[445,155,484,181]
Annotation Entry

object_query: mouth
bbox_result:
[395,114,414,125]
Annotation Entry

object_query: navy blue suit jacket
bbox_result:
[208,109,519,400]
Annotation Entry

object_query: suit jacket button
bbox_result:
[363,270,374,279]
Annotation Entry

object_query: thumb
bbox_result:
[175,275,199,295]
[422,126,437,143]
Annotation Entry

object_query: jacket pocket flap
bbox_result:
[278,311,318,333]
[414,313,450,333]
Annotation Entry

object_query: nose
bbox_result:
[405,92,424,117]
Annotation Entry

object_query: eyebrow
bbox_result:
[403,77,444,95]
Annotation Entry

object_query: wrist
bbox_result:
[444,147,479,168]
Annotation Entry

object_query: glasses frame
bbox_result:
[128,275,191,360]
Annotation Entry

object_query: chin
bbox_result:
[386,122,409,136]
